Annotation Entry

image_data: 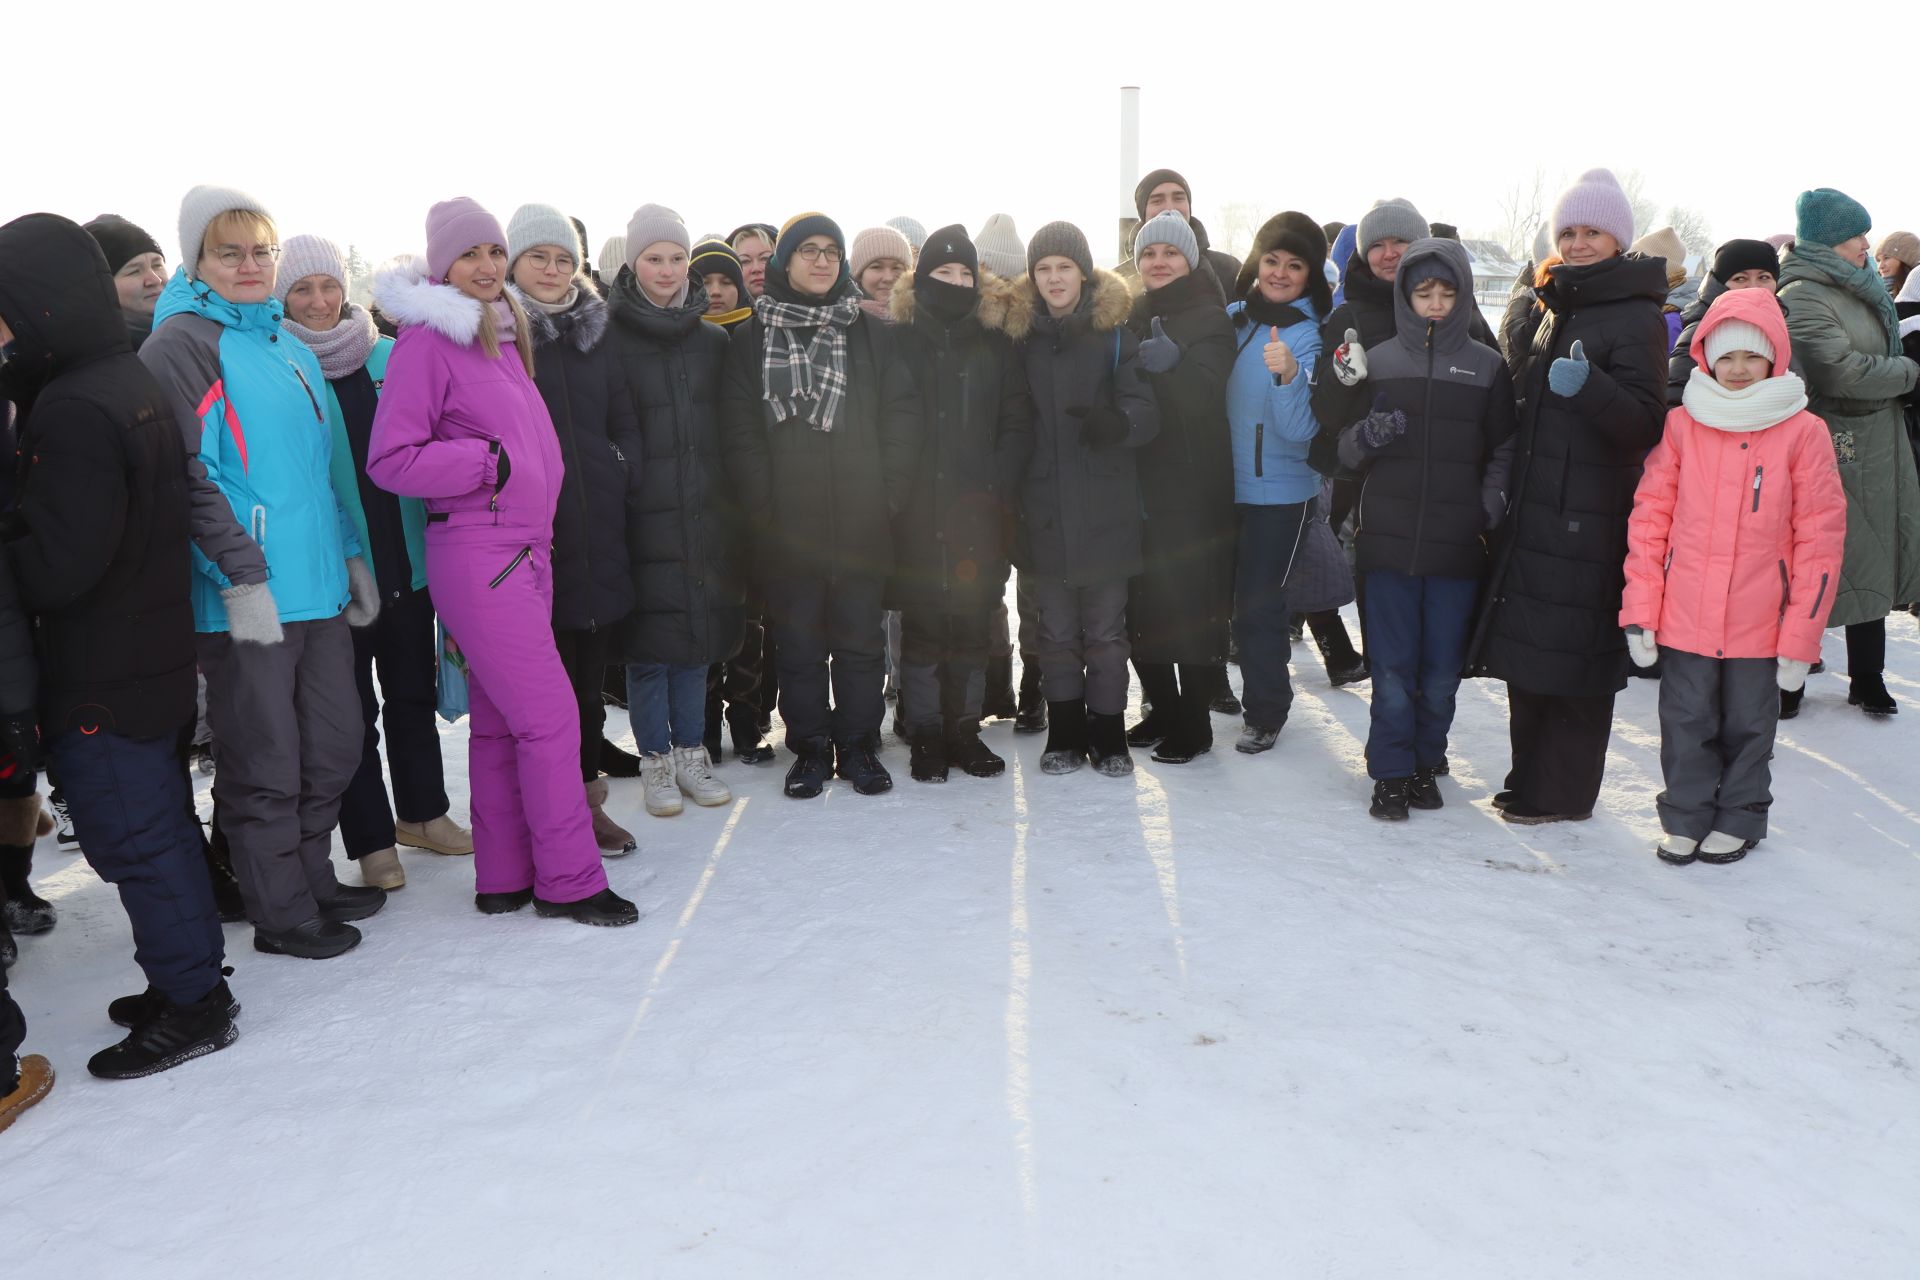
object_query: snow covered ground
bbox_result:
[7,605,1919,1277]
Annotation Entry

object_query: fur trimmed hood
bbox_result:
[372,254,486,345]
[887,270,1020,332]
[507,278,608,353]
[998,268,1132,343]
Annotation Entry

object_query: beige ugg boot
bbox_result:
[587,778,637,856]
[395,813,474,856]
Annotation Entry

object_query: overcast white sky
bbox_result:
[7,0,1911,269]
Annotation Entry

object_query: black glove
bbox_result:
[0,713,40,782]
[1066,404,1131,448]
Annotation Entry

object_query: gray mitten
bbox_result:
[344,556,381,628]
[221,581,284,645]
[1137,316,1182,374]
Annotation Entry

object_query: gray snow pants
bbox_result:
[198,616,363,931]
[1027,576,1130,715]
[1656,649,1778,844]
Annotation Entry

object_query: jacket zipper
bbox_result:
[1255,423,1264,477]
[489,545,532,589]
[1809,572,1828,619]
[1778,559,1789,618]
[1752,465,1764,513]
[291,365,324,423]
[1663,547,1673,578]
[1408,319,1436,572]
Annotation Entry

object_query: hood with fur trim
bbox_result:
[999,268,1132,343]
[887,270,1020,332]
[372,254,488,346]
[507,279,608,353]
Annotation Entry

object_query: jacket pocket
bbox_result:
[1808,571,1829,620]
[1254,423,1265,478]
[488,545,532,589]
[1778,559,1789,618]
[1752,465,1764,513]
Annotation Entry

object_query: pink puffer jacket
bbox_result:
[1620,289,1847,663]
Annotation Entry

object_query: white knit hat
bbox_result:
[507,203,581,267]
[178,183,274,275]
[272,235,347,304]
[975,213,1025,280]
[1703,318,1774,368]
[598,235,628,281]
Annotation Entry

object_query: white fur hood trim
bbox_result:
[372,254,484,345]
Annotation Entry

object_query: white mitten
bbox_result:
[1776,657,1811,692]
[1625,626,1659,668]
[222,582,284,646]
[1331,328,1368,387]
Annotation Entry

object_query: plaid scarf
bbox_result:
[755,291,865,432]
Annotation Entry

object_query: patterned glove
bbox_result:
[1331,328,1368,387]
[1355,400,1408,452]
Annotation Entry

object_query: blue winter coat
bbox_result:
[1225,299,1323,504]
[142,267,359,632]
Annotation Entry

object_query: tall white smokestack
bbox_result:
[1119,86,1141,264]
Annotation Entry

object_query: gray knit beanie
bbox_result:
[1026,221,1093,282]
[273,235,347,304]
[507,203,581,267]
[976,213,1027,280]
[886,216,927,251]
[178,183,274,275]
[1133,210,1200,271]
[1357,197,1428,255]
[625,204,690,265]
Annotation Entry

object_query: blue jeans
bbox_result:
[1361,570,1478,780]
[1232,502,1310,731]
[627,663,708,755]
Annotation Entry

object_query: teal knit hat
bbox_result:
[1794,188,1871,248]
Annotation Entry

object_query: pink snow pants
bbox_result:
[427,529,607,904]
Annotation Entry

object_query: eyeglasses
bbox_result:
[522,250,576,273]
[793,244,843,264]
[211,245,280,269]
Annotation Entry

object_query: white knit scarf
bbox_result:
[1681,367,1809,432]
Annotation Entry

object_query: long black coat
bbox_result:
[1003,269,1160,586]
[719,296,920,583]
[515,283,640,633]
[1126,268,1237,663]
[606,271,746,667]
[0,213,196,740]
[884,272,1034,616]
[1466,254,1669,697]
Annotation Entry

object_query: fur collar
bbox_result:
[373,254,484,345]
[888,270,1019,332]
[1000,268,1132,343]
[508,279,608,353]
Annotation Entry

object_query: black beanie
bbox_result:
[1711,238,1781,284]
[83,214,163,272]
[1234,212,1331,314]
[1429,222,1460,241]
[915,224,979,282]
[1133,168,1190,220]
[690,238,748,300]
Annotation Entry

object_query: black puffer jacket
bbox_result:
[719,287,921,583]
[0,553,34,719]
[606,270,745,667]
[0,213,196,739]
[884,271,1035,616]
[514,282,640,632]
[1338,239,1517,580]
[1125,268,1237,663]
[1467,253,1669,696]
[1004,270,1160,586]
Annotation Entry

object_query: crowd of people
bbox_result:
[0,164,1915,1130]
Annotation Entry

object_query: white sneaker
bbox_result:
[673,745,732,807]
[641,752,683,817]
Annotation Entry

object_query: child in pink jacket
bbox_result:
[1621,288,1846,865]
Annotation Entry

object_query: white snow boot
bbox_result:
[1654,834,1698,865]
[640,752,683,817]
[673,745,732,807]
[1697,831,1753,865]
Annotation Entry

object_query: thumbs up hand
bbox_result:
[1549,338,1590,397]
[1137,314,1183,374]
[1331,326,1367,386]
[1263,325,1299,383]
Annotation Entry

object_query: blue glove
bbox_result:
[1355,392,1408,452]
[1548,339,1590,397]
[1137,316,1181,375]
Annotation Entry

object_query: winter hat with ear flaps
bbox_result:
[1550,168,1634,251]
[1133,211,1199,271]
[1794,188,1870,249]
[506,204,581,268]
[177,184,274,274]
[425,197,507,282]
[273,235,347,304]
[1234,212,1331,314]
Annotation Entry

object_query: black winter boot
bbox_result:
[946,720,1006,778]
[534,887,640,926]
[599,737,643,778]
[0,845,54,935]
[1040,700,1088,774]
[909,728,949,783]
[1015,662,1047,733]
[315,882,387,923]
[1087,711,1135,777]
[834,735,894,795]
[784,737,833,799]
[982,655,1018,720]
[1207,665,1241,715]
[88,977,239,1080]
[201,820,247,923]
[110,968,241,1029]
[1312,614,1370,687]
[1129,662,1180,747]
[1152,667,1218,764]
[476,887,534,914]
[253,916,362,959]
[1370,778,1411,821]
[728,711,776,764]
[1846,621,1897,715]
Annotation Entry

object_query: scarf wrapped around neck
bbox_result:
[755,288,865,432]
[282,302,379,380]
[1681,367,1809,431]
[1794,241,1903,356]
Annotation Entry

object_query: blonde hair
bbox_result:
[200,210,277,261]
[478,285,536,377]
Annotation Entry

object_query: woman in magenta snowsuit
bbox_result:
[368,198,637,926]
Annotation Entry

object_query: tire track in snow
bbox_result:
[583,797,750,1122]
[1006,750,1037,1215]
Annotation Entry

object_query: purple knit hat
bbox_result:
[1550,168,1634,251]
[425,197,507,282]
